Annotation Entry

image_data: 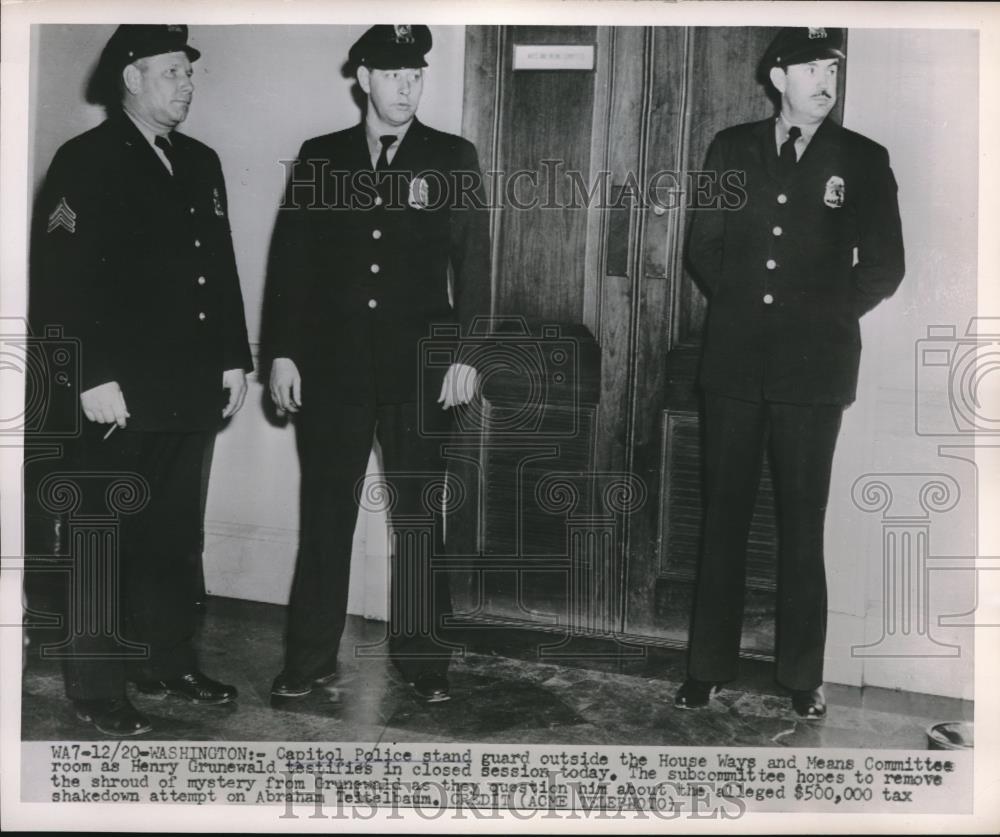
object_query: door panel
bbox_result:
[495,26,598,323]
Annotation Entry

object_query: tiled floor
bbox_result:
[21,597,972,747]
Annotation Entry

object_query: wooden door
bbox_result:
[456,26,846,657]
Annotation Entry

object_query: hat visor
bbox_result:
[362,46,428,70]
[367,59,428,69]
[125,45,202,65]
[780,46,845,66]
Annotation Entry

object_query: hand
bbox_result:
[222,368,248,419]
[269,357,302,415]
[438,362,479,409]
[80,381,129,427]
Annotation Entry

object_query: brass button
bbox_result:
[368,299,378,309]
[370,264,380,274]
[763,294,774,305]
[766,259,777,270]
[777,194,788,205]
[372,229,382,240]
[773,226,783,236]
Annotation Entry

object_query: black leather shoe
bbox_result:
[674,678,721,709]
[411,672,451,703]
[74,697,152,736]
[791,686,827,720]
[270,667,338,705]
[135,671,237,705]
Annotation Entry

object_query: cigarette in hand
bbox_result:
[103,424,117,440]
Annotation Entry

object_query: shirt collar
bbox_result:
[776,113,822,149]
[122,108,171,149]
[364,118,414,164]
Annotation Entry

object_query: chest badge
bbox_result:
[408,176,430,209]
[823,175,845,208]
[47,197,77,234]
[212,187,225,217]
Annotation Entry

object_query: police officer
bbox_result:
[679,27,905,718]
[263,25,491,704]
[29,25,252,735]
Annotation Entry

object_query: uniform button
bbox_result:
[374,196,384,207]
[368,299,378,309]
[763,294,774,305]
[198,311,207,321]
[777,193,788,204]
[766,259,777,270]
[372,229,382,240]
[189,206,196,214]
[194,239,201,248]
[370,263,380,274]
[197,276,206,285]
[772,225,783,236]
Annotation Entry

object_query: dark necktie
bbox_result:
[154,134,179,176]
[779,125,802,173]
[376,134,397,171]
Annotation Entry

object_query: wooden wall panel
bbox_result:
[494,26,597,322]
[594,26,646,475]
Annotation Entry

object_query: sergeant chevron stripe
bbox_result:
[47,197,77,234]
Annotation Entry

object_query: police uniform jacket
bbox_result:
[687,117,905,405]
[262,118,491,406]
[30,112,253,432]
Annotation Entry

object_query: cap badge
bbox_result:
[47,197,77,234]
[212,186,225,217]
[808,28,828,40]
[408,175,430,209]
[824,175,845,208]
[393,25,414,44]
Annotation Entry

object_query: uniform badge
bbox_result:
[808,27,828,40]
[823,175,845,208]
[46,197,77,234]
[408,176,430,209]
[212,187,225,217]
[394,25,414,44]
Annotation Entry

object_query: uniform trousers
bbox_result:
[688,391,843,691]
[46,425,207,700]
[284,398,455,683]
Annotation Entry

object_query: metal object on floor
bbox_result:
[926,721,973,750]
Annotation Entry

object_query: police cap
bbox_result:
[762,27,845,70]
[101,24,201,71]
[89,24,200,107]
[349,25,432,70]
